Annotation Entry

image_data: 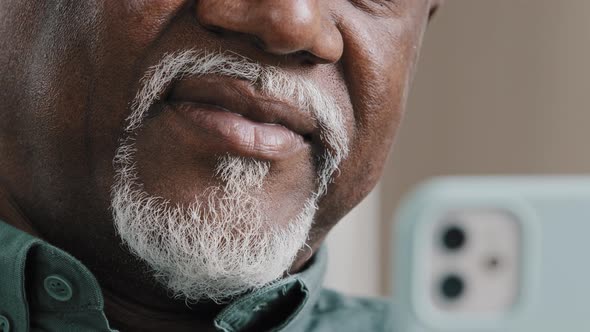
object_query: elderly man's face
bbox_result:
[0,0,434,302]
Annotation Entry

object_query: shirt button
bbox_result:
[43,274,73,302]
[0,315,10,332]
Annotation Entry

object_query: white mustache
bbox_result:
[126,50,349,197]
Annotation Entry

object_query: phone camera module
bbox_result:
[441,225,466,251]
[440,274,465,301]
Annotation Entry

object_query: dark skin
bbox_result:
[0,0,441,331]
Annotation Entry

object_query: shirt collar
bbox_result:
[0,219,327,331]
[214,247,327,332]
[0,220,111,331]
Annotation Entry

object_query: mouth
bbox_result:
[151,76,319,160]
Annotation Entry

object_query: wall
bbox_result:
[325,0,590,296]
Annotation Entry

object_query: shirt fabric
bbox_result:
[0,220,393,331]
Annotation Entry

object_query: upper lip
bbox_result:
[165,76,318,142]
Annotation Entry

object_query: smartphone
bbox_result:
[390,176,590,332]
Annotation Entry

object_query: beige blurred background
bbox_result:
[324,0,590,297]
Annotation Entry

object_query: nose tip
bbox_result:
[196,0,343,64]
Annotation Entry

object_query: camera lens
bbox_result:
[439,274,465,301]
[441,225,466,251]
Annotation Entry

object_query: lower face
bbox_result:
[6,1,430,302]
[109,51,349,301]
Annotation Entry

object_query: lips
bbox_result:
[159,75,318,160]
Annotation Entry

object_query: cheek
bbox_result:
[104,0,189,47]
[314,11,427,225]
[349,34,416,175]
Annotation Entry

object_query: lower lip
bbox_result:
[168,103,309,160]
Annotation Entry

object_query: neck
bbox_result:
[103,286,223,332]
[0,186,38,236]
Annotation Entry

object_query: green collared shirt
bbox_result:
[0,220,393,331]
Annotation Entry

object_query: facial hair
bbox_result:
[111,50,349,303]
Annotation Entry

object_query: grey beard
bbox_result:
[110,49,349,303]
[112,151,316,303]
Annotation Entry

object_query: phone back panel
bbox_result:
[391,176,590,332]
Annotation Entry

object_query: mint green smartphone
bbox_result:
[390,177,590,332]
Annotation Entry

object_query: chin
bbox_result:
[111,143,318,302]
